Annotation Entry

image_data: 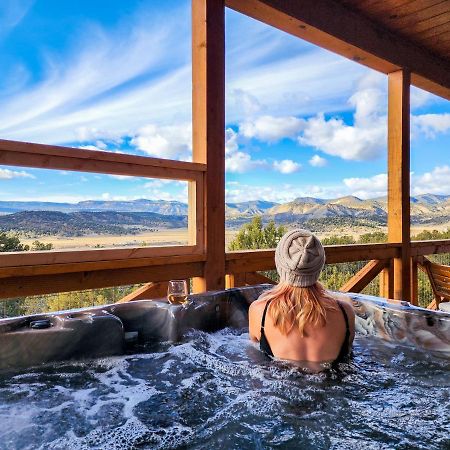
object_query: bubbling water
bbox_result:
[0,329,449,450]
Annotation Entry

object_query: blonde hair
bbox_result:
[259,282,336,337]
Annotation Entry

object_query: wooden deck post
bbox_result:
[379,261,394,299]
[192,0,226,292]
[388,69,411,301]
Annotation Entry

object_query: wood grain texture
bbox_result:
[340,260,388,293]
[116,282,169,303]
[0,262,204,300]
[192,0,226,291]
[388,69,411,301]
[0,139,205,180]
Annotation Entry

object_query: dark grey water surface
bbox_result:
[0,329,449,450]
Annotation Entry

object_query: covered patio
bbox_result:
[0,0,449,308]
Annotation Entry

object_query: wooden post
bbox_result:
[410,257,418,306]
[192,0,226,292]
[379,261,394,299]
[388,69,411,301]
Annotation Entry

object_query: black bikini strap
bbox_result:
[261,300,272,331]
[336,302,350,337]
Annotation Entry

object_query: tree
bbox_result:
[0,232,29,252]
[31,240,53,251]
[358,231,387,243]
[321,235,356,245]
[228,217,286,282]
[228,217,287,251]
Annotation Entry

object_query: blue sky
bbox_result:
[0,0,449,204]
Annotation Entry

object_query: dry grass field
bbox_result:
[20,229,239,250]
[16,222,450,252]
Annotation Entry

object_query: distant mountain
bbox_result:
[0,210,187,236]
[0,194,449,235]
[0,199,188,215]
[226,200,278,217]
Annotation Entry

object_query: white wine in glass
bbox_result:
[167,280,189,304]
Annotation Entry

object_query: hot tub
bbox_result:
[0,286,449,449]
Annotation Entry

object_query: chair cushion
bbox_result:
[438,302,450,313]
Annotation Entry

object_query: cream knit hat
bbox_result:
[275,229,325,287]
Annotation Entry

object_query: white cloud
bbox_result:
[131,123,192,160]
[109,175,134,180]
[225,151,267,174]
[228,89,262,117]
[297,73,387,161]
[298,112,386,161]
[225,128,239,155]
[412,165,450,195]
[309,155,327,167]
[225,182,346,203]
[343,173,387,199]
[0,7,192,144]
[410,87,433,109]
[143,179,182,189]
[0,168,35,180]
[224,127,268,173]
[412,114,450,138]
[273,159,301,174]
[240,115,304,142]
[78,144,102,151]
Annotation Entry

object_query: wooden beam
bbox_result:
[0,253,205,280]
[226,243,401,274]
[225,273,246,288]
[116,282,169,303]
[0,262,203,300]
[340,260,387,293]
[410,239,450,257]
[244,271,275,286]
[192,0,226,291]
[0,139,205,181]
[225,0,450,100]
[388,69,411,301]
[0,246,201,271]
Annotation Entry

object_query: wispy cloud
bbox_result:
[0,5,192,144]
[0,0,34,39]
[0,3,367,148]
[0,167,35,180]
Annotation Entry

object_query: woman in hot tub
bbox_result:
[249,229,355,367]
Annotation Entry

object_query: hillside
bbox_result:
[0,211,187,237]
[0,194,449,236]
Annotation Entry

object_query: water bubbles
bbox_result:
[0,329,448,449]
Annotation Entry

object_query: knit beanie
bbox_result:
[275,229,326,287]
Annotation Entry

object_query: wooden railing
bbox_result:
[2,238,448,311]
[0,138,207,299]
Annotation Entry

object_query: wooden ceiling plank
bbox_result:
[397,11,450,33]
[226,0,450,100]
[424,30,450,46]
[352,0,435,18]
[384,1,450,28]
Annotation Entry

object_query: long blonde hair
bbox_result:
[259,282,336,337]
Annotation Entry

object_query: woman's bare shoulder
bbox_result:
[249,295,269,313]
[327,292,355,319]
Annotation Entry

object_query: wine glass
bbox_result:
[167,280,189,304]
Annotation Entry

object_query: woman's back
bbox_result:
[248,229,356,365]
[249,294,355,363]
